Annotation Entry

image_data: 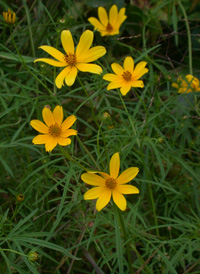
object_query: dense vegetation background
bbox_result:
[0,0,200,273]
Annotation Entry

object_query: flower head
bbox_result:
[81,153,139,211]
[16,194,24,202]
[34,30,106,88]
[103,56,149,96]
[88,5,127,36]
[3,9,16,24]
[172,74,200,93]
[30,106,77,152]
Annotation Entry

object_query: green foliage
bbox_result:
[0,0,200,273]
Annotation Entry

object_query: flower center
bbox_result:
[64,53,76,66]
[49,123,61,137]
[122,71,132,81]
[105,178,116,189]
[106,23,113,32]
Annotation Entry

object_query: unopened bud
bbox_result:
[16,194,24,202]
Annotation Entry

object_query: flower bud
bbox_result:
[28,251,39,261]
[16,194,24,202]
[3,9,16,25]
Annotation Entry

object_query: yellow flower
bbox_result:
[103,56,149,96]
[16,194,24,202]
[3,9,16,24]
[34,30,106,89]
[30,106,77,152]
[81,153,139,211]
[172,74,200,93]
[88,5,127,36]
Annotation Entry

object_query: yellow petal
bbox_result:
[115,8,127,29]
[61,129,77,138]
[38,45,65,62]
[124,56,134,72]
[132,61,148,80]
[110,152,120,179]
[111,63,124,75]
[77,46,106,63]
[45,135,57,152]
[112,189,126,211]
[55,66,71,89]
[120,83,132,96]
[117,167,139,185]
[57,137,71,146]
[84,187,105,200]
[81,173,105,186]
[116,184,139,194]
[30,120,49,133]
[53,106,63,125]
[107,81,123,90]
[103,73,120,82]
[76,63,102,74]
[61,115,77,131]
[109,5,118,27]
[34,58,66,67]
[88,17,105,32]
[98,7,108,27]
[96,189,111,211]
[61,30,74,55]
[65,66,77,86]
[172,82,179,89]
[42,107,54,127]
[32,134,49,144]
[130,80,144,88]
[76,30,94,57]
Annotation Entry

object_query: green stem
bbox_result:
[59,146,87,171]
[77,76,109,166]
[0,248,28,257]
[177,0,193,75]
[118,90,140,147]
[116,206,134,274]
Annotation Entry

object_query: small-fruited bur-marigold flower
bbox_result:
[103,56,149,96]
[88,5,127,36]
[81,152,139,211]
[34,30,106,89]
[3,9,16,24]
[30,106,77,152]
[172,74,200,93]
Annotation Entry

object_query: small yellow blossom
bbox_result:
[16,194,24,202]
[3,9,16,24]
[172,74,200,93]
[81,153,139,211]
[103,56,149,96]
[28,251,39,261]
[88,5,127,36]
[30,106,77,152]
[34,30,106,88]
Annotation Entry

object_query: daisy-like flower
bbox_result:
[103,56,149,96]
[30,106,77,152]
[172,74,200,93]
[3,9,16,24]
[88,5,127,36]
[34,30,106,89]
[81,153,139,211]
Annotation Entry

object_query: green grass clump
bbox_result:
[0,0,200,273]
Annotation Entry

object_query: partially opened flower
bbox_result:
[103,56,148,96]
[81,153,139,211]
[172,74,200,93]
[88,5,127,36]
[3,9,16,24]
[34,30,106,88]
[30,106,77,152]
